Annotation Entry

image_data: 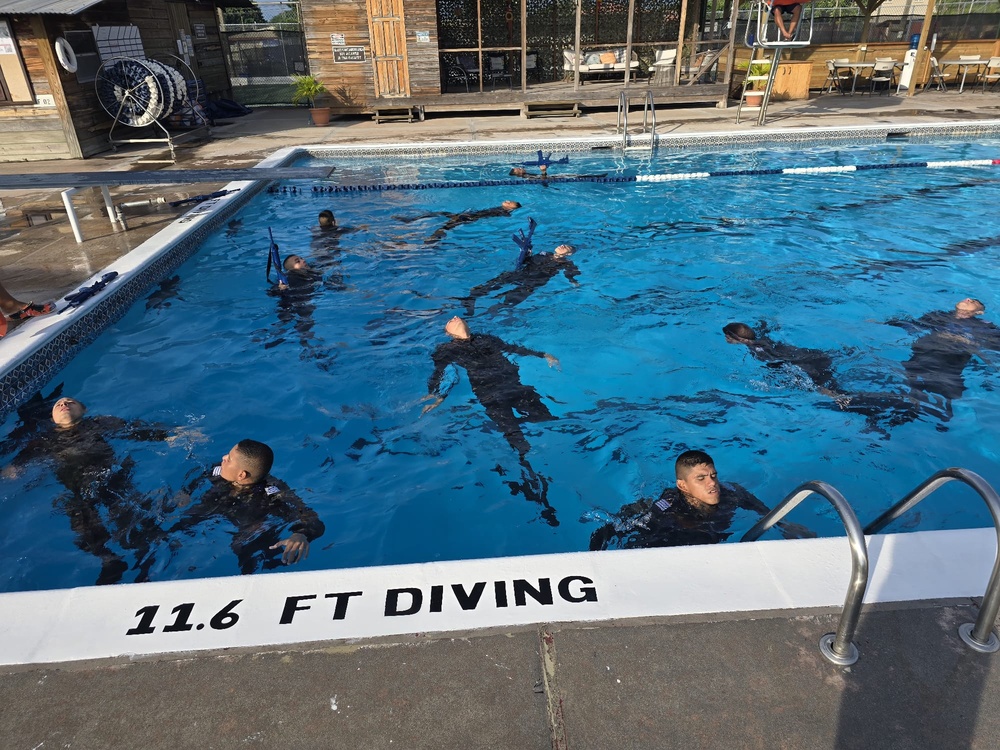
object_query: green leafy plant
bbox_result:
[748,62,772,90]
[292,74,328,107]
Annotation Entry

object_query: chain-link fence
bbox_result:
[219,2,307,105]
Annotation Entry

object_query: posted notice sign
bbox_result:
[333,46,365,63]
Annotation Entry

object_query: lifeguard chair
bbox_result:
[737,0,816,126]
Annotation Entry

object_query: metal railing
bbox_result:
[864,467,1000,653]
[616,91,629,149]
[642,89,656,152]
[616,90,657,153]
[741,480,869,666]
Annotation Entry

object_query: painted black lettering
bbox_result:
[279,594,317,625]
[385,587,422,616]
[514,578,553,607]
[430,585,444,613]
[558,576,598,603]
[324,591,363,620]
[495,580,508,608]
[452,582,487,610]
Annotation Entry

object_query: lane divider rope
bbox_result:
[264,158,1000,194]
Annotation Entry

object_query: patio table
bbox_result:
[940,58,986,93]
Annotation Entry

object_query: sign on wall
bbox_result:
[0,20,16,55]
[330,33,345,46]
[333,46,366,63]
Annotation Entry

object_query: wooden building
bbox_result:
[0,0,232,162]
[299,0,731,115]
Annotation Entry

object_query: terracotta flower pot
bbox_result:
[309,107,332,126]
[745,92,764,107]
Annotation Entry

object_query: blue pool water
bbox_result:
[2,135,1000,592]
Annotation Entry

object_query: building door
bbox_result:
[166,2,201,78]
[367,0,410,98]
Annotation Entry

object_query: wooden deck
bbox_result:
[370,78,729,114]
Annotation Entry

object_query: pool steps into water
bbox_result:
[745,467,1000,665]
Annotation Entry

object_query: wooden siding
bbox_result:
[0,17,74,162]
[0,2,232,162]
[188,6,230,98]
[301,0,440,110]
[403,0,440,98]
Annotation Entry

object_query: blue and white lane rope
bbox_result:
[265,158,1000,194]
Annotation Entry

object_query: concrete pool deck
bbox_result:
[2,91,1000,748]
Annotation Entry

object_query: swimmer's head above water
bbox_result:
[674,449,720,507]
[51,397,86,428]
[283,254,308,272]
[722,322,757,345]
[553,244,575,258]
[955,298,986,319]
[318,210,336,229]
[445,316,472,340]
[501,200,522,212]
[220,438,274,486]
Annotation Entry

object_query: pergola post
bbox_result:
[573,0,583,91]
[909,0,937,97]
[624,0,637,87]
[675,0,691,85]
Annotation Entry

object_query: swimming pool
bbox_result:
[2,125,1000,594]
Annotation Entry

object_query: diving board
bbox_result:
[0,167,335,244]
[0,167,335,191]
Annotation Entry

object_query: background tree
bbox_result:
[854,0,891,43]
[269,8,301,26]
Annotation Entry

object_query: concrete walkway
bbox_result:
[1,602,998,748]
[2,91,1000,748]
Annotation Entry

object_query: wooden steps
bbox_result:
[372,105,424,124]
[521,100,581,119]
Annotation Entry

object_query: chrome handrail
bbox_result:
[616,91,628,149]
[642,89,656,153]
[742,480,869,666]
[864,467,1000,653]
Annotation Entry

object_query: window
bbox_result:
[63,29,101,84]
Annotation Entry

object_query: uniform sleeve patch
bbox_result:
[212,465,222,477]
[265,485,280,496]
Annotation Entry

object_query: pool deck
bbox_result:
[2,91,1000,748]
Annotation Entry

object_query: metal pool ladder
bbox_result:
[616,90,656,153]
[742,480,868,666]
[742,467,1000,666]
[864,467,1000,654]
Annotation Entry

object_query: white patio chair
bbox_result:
[981,56,1000,93]
[929,57,951,92]
[868,60,895,96]
[824,60,851,94]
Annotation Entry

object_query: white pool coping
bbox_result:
[0,528,995,667]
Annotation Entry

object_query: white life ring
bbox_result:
[55,37,77,73]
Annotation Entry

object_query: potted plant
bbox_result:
[745,61,771,106]
[292,74,332,126]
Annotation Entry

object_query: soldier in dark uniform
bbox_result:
[590,450,814,550]
[167,439,325,573]
[462,244,580,316]
[3,395,190,584]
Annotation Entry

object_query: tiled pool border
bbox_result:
[3,118,1000,424]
